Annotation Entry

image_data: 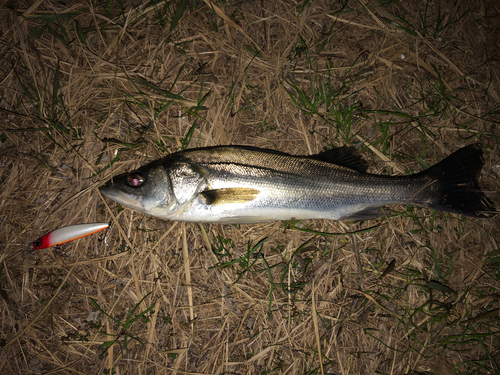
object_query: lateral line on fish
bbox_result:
[400,178,438,206]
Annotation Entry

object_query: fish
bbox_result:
[33,223,109,250]
[99,144,496,224]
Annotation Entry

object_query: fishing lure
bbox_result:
[33,223,109,250]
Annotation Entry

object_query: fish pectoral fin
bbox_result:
[200,188,260,205]
[342,206,383,220]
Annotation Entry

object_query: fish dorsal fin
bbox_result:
[234,145,291,156]
[201,188,260,205]
[311,146,368,173]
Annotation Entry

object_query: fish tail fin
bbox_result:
[418,144,496,217]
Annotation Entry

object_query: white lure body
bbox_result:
[33,223,109,250]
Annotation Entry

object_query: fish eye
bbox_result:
[127,173,145,188]
[34,240,41,247]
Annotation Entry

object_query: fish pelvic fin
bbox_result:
[419,144,496,218]
[201,187,260,205]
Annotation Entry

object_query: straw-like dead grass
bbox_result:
[1,0,499,374]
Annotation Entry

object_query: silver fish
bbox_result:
[99,144,495,223]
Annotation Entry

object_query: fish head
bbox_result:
[99,163,178,218]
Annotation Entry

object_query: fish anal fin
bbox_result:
[311,146,369,173]
[343,206,382,220]
[201,188,260,205]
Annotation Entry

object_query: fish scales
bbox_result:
[99,145,496,223]
[176,147,428,222]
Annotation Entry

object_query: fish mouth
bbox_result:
[99,184,144,210]
[98,183,115,199]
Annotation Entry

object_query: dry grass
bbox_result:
[1,0,500,374]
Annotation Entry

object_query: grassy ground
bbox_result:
[1,0,499,374]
